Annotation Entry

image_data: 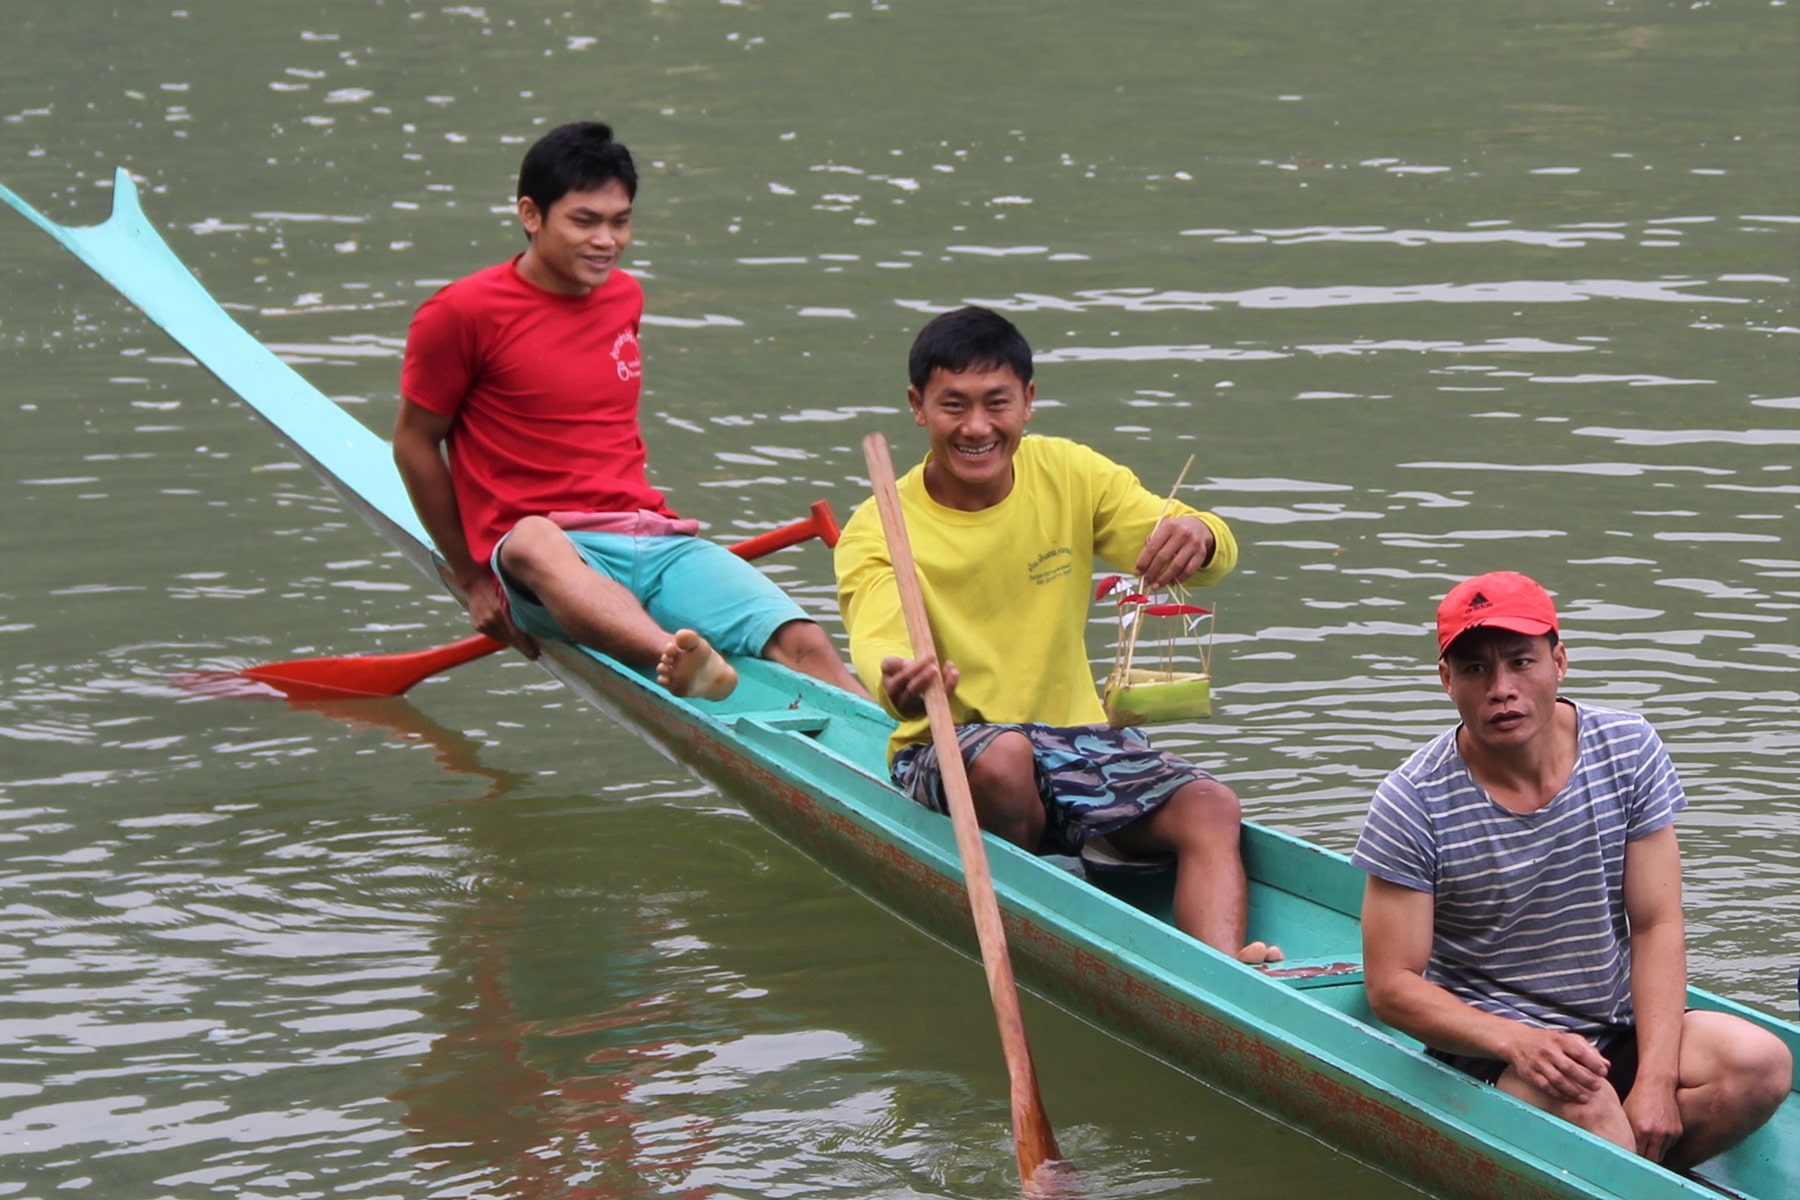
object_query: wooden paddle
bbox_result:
[189,501,842,701]
[859,432,1065,1190]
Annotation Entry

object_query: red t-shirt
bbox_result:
[400,258,676,563]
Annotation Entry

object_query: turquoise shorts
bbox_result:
[491,530,808,658]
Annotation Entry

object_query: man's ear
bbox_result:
[908,386,926,427]
[517,196,543,238]
[1022,379,1035,423]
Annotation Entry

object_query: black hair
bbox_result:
[517,121,638,220]
[1442,627,1560,663]
[907,306,1034,391]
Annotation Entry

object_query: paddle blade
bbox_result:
[1024,1144,1080,1198]
[1014,1074,1070,1194]
[223,634,505,700]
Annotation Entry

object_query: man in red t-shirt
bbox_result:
[394,122,865,701]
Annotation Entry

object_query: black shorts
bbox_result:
[1429,1026,1641,1100]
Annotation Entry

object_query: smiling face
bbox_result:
[908,363,1034,511]
[515,180,633,296]
[1439,628,1568,755]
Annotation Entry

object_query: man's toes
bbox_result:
[1236,940,1284,965]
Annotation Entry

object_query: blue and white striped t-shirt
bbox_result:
[1352,701,1686,1038]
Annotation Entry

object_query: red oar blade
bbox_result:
[169,670,290,700]
[187,634,506,700]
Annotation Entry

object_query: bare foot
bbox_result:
[657,629,737,701]
[1236,940,1285,964]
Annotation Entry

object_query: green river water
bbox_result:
[2,2,1796,1196]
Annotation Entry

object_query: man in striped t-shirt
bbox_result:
[1354,572,1789,1169]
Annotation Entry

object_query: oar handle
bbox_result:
[809,498,842,548]
[860,432,1063,1186]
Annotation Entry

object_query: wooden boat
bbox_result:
[5,170,1794,1200]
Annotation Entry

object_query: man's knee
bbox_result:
[497,515,572,579]
[965,732,1043,845]
[1689,1012,1793,1119]
[967,731,1035,791]
[1499,1069,1631,1142]
[764,618,830,662]
[1166,778,1243,841]
[1109,776,1241,859]
[1749,1032,1794,1116]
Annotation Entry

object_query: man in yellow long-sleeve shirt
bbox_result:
[835,306,1280,963]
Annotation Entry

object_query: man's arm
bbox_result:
[1362,876,1612,1101]
[1619,825,1687,1161]
[391,399,534,656]
[1086,445,1237,589]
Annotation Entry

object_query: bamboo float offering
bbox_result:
[1099,454,1216,727]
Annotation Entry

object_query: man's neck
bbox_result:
[1458,698,1579,814]
[512,248,597,297]
[921,460,1014,512]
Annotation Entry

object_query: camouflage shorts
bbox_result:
[891,722,1214,857]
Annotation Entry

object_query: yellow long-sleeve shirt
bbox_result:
[835,435,1237,760]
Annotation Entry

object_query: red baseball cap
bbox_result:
[1436,571,1559,657]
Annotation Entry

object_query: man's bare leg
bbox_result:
[1111,779,1283,963]
[1663,1010,1793,1170]
[764,619,872,698]
[964,731,1048,849]
[1498,1065,1636,1151]
[499,517,736,700]
[1496,1011,1791,1167]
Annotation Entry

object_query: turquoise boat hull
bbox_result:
[5,170,1794,1200]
